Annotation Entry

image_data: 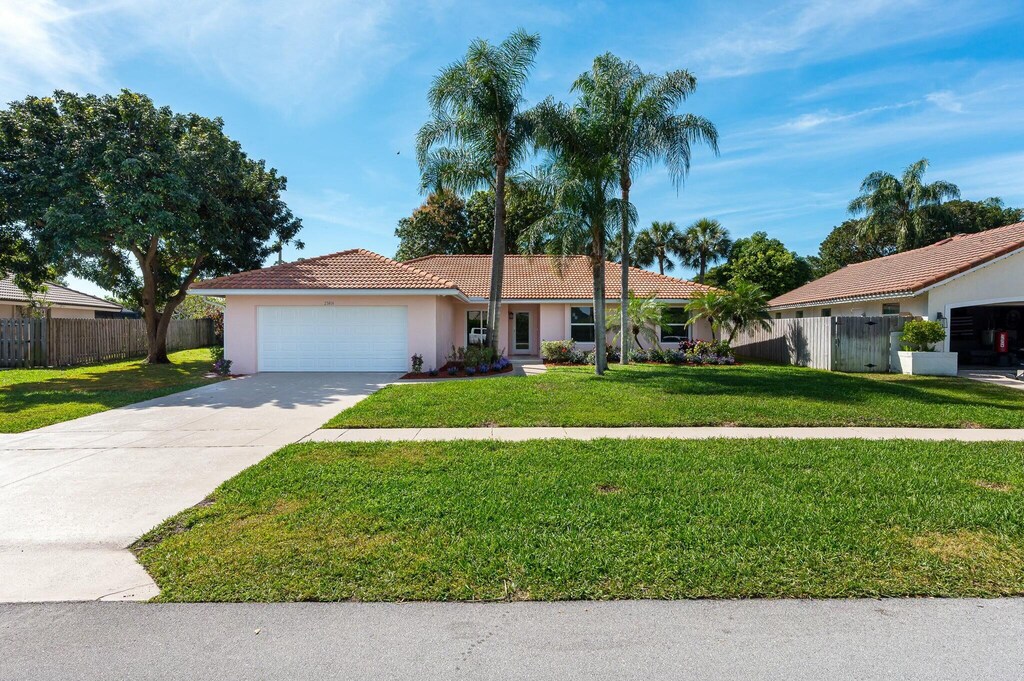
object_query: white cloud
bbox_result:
[0,0,410,117]
[926,90,964,113]
[0,0,109,103]
[684,0,1010,78]
[121,0,403,118]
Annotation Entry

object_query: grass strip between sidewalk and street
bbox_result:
[136,437,1024,602]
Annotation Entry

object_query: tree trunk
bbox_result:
[698,253,706,284]
[593,257,606,375]
[658,256,665,276]
[486,163,507,355]
[618,177,630,365]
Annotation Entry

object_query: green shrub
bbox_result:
[900,320,946,351]
[541,340,578,363]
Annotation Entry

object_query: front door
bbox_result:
[513,311,532,355]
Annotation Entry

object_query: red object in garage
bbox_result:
[996,330,1010,353]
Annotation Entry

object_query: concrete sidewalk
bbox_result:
[304,425,1024,442]
[3,599,1022,680]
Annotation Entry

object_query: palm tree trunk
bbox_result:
[698,253,706,283]
[593,256,607,375]
[619,179,630,365]
[486,164,507,354]
[658,256,665,275]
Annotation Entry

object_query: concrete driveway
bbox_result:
[0,372,397,602]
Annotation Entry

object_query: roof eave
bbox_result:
[188,287,470,302]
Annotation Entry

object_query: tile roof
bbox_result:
[770,221,1024,309]
[191,249,715,300]
[0,274,121,310]
[406,254,716,299]
[192,249,460,291]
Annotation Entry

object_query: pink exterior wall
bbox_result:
[434,296,456,368]
[223,294,441,374]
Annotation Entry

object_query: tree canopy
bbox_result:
[814,198,1023,277]
[0,90,300,362]
[394,181,553,260]
[706,231,814,298]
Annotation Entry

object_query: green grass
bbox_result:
[136,438,1024,602]
[326,363,1024,429]
[0,348,222,433]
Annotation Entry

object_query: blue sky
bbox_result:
[4,0,1023,296]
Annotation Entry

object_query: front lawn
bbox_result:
[327,362,1024,429]
[0,348,222,433]
[136,438,1024,601]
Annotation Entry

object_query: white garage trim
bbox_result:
[257,306,408,372]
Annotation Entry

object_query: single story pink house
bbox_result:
[190,249,715,373]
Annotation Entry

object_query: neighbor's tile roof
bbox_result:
[192,249,460,291]
[406,254,716,299]
[0,274,121,310]
[770,221,1024,309]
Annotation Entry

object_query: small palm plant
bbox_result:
[685,290,732,342]
[721,279,772,345]
[606,292,666,351]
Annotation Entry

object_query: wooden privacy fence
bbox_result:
[0,317,216,368]
[731,316,904,372]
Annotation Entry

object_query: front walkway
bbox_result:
[0,372,397,602]
[305,425,1024,443]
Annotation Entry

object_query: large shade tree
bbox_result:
[530,98,621,375]
[0,90,300,363]
[706,231,813,299]
[632,220,689,274]
[683,217,730,283]
[416,29,540,352]
[573,54,718,363]
[848,158,959,250]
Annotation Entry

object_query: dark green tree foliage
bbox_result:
[0,90,300,362]
[394,191,471,261]
[814,198,1023,277]
[394,181,553,260]
[706,231,814,298]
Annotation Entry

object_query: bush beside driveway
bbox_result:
[137,438,1024,602]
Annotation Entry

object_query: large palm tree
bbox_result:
[683,217,730,283]
[848,158,959,250]
[633,221,689,274]
[573,54,718,364]
[530,98,620,375]
[416,30,541,352]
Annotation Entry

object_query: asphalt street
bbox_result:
[2,599,1022,680]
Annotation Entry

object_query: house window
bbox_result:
[820,308,832,317]
[775,313,782,320]
[795,310,804,319]
[661,307,690,342]
[570,306,595,343]
[882,303,901,315]
[467,310,487,345]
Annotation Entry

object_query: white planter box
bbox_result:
[896,351,959,376]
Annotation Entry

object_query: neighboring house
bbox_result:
[0,274,123,319]
[190,249,716,373]
[769,221,1024,361]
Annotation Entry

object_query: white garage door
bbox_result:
[257,306,408,372]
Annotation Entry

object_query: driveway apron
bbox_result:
[0,372,397,602]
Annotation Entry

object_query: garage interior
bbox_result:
[949,303,1024,367]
